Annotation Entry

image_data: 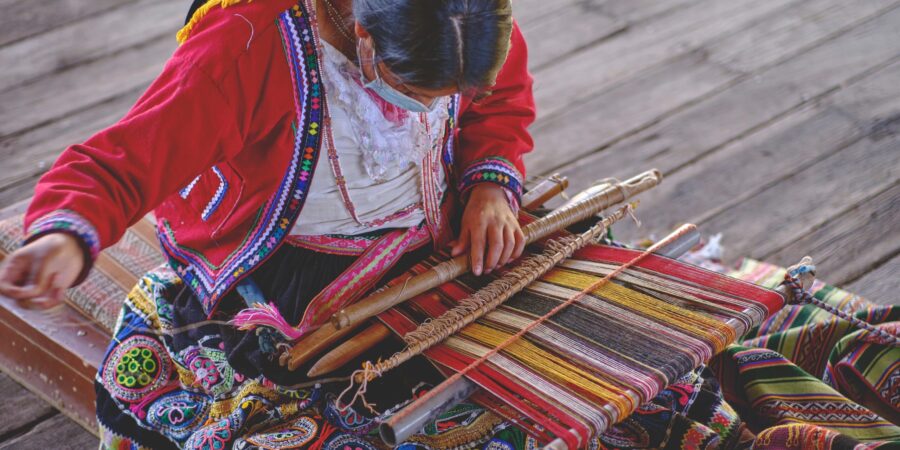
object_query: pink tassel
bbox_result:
[231,302,304,341]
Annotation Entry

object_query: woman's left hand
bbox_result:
[450,184,525,276]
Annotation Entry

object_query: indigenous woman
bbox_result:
[0,0,535,448]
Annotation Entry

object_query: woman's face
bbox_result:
[357,36,459,108]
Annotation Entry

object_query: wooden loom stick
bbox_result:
[305,176,571,377]
[520,174,569,209]
[282,170,662,370]
[378,226,702,447]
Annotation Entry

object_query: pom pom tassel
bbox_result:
[231,302,305,341]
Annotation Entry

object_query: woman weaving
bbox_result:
[0,0,535,447]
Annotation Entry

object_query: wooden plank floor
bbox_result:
[1,0,898,446]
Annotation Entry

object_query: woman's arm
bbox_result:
[452,22,536,275]
[0,50,249,299]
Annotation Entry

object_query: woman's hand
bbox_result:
[0,233,84,301]
[451,184,525,275]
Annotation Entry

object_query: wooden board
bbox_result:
[0,87,148,205]
[520,5,625,71]
[524,0,895,175]
[0,290,108,434]
[531,0,797,119]
[706,0,900,73]
[555,6,900,183]
[0,36,175,138]
[0,412,98,449]
[0,373,56,439]
[600,105,861,243]
[847,254,900,306]
[765,182,900,287]
[0,0,137,48]
[700,134,900,261]
[0,0,183,93]
[591,0,698,24]
[527,51,735,174]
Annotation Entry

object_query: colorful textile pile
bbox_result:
[711,259,899,448]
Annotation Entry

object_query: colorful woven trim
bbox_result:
[458,157,524,205]
[285,233,380,256]
[295,224,431,335]
[25,209,101,260]
[158,1,325,316]
[200,166,228,221]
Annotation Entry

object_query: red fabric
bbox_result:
[457,23,535,179]
[24,2,536,275]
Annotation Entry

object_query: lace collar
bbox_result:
[319,40,450,181]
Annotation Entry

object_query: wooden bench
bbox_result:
[0,201,164,435]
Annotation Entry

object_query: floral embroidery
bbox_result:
[102,335,173,402]
[147,391,210,442]
[241,416,319,449]
[180,339,236,396]
[187,418,233,450]
[323,432,378,450]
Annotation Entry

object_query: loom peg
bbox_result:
[283,170,662,370]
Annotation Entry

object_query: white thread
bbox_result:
[234,13,254,50]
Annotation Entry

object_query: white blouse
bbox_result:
[291,41,449,236]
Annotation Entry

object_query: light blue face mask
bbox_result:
[359,43,437,113]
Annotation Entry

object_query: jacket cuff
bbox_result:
[24,210,99,285]
[458,158,524,211]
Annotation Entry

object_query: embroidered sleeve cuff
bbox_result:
[458,158,524,211]
[24,210,100,285]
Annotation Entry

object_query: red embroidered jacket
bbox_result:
[23,0,535,315]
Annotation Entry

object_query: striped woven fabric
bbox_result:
[376,244,785,448]
[711,259,900,443]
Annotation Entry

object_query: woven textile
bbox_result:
[376,244,783,448]
[711,259,900,444]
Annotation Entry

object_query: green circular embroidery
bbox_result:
[114,344,160,388]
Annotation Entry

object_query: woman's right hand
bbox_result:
[0,233,84,301]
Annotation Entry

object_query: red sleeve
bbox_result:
[456,21,536,208]
[23,53,246,282]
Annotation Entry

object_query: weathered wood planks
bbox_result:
[0,0,183,93]
[0,410,98,449]
[0,373,56,440]
[526,0,900,175]
[848,254,900,306]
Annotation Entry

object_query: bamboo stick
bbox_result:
[283,169,662,370]
[520,174,568,209]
